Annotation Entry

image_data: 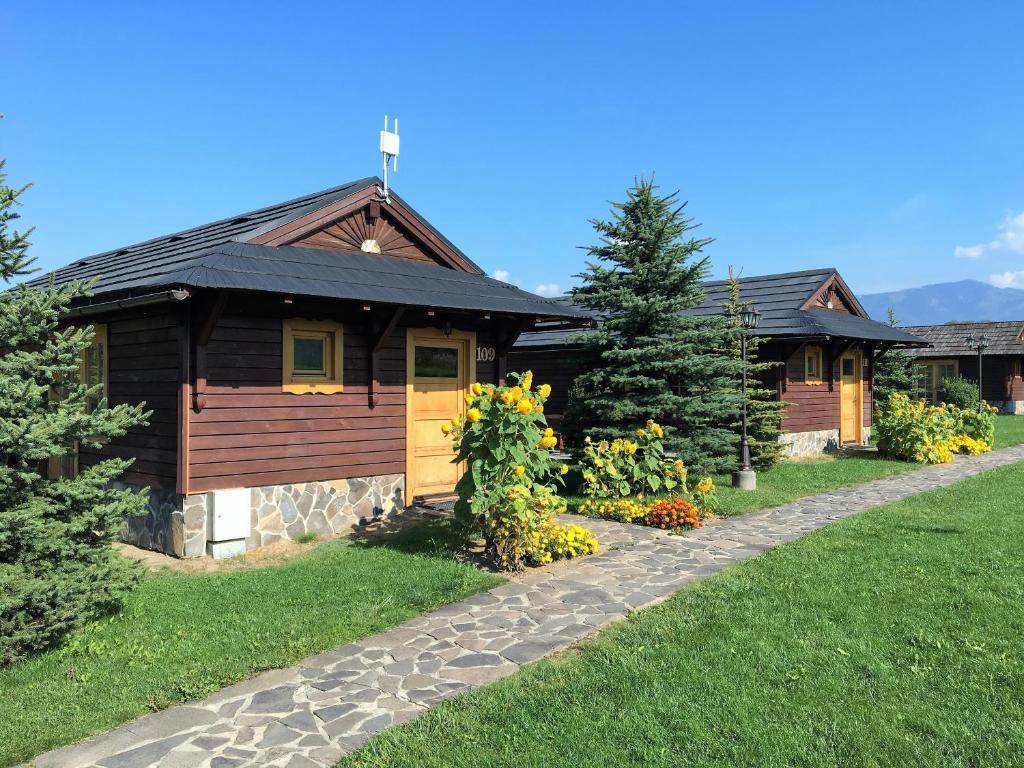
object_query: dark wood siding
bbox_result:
[953,355,1014,403]
[506,347,591,418]
[187,305,500,493]
[778,342,872,433]
[79,310,180,488]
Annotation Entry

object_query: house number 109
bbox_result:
[476,346,496,362]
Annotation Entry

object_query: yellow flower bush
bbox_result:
[876,393,994,464]
[446,370,596,570]
[578,498,647,524]
[580,421,683,498]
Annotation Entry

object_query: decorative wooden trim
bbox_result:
[250,185,480,274]
[369,307,405,407]
[282,318,345,394]
[801,273,869,318]
[404,326,476,506]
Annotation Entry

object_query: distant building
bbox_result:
[511,269,928,456]
[903,321,1024,413]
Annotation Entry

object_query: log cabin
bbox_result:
[510,268,928,456]
[902,321,1024,413]
[35,177,585,558]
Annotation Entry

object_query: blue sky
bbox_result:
[4,1,1023,298]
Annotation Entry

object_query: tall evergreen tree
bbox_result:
[561,178,742,475]
[0,132,150,665]
[721,267,788,468]
[873,307,922,408]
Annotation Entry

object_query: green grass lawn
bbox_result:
[344,460,1024,768]
[994,414,1024,448]
[568,415,1024,520]
[0,528,502,767]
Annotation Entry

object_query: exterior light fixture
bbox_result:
[729,306,762,490]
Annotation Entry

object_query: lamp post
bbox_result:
[965,333,989,411]
[733,307,761,490]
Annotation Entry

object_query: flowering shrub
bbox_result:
[447,371,596,570]
[581,495,706,531]
[875,393,993,464]
[577,498,647,524]
[580,420,685,498]
[953,401,997,447]
[527,518,599,565]
[645,498,702,530]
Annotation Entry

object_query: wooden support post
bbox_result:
[369,307,405,407]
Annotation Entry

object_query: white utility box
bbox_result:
[207,488,251,542]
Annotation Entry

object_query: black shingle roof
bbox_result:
[69,241,587,320]
[31,177,483,295]
[903,321,1024,357]
[514,268,927,348]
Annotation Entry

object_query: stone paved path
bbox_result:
[33,445,1024,768]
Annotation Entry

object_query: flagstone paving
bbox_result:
[33,444,1024,768]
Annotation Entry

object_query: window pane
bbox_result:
[842,358,854,376]
[415,346,459,378]
[293,336,326,373]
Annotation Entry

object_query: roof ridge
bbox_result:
[70,176,379,263]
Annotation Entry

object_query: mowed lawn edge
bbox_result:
[0,533,503,767]
[343,460,1024,768]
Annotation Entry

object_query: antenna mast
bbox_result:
[379,115,400,204]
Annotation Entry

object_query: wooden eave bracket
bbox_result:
[369,306,405,407]
[192,291,227,413]
[496,317,532,384]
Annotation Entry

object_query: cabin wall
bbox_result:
[916,354,1024,413]
[506,347,591,419]
[176,299,501,556]
[78,309,181,487]
[774,342,872,454]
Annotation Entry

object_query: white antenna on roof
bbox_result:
[379,115,400,204]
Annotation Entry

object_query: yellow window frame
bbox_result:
[917,359,959,405]
[282,318,344,394]
[804,345,823,385]
[49,324,108,478]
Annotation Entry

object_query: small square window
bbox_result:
[842,357,854,377]
[804,345,823,385]
[293,335,327,374]
[283,319,343,394]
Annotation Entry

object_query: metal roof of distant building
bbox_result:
[30,177,484,295]
[903,321,1024,356]
[515,268,927,348]
[64,241,587,319]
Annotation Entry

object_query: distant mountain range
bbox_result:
[859,279,1024,326]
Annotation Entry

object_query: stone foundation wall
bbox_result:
[248,474,405,550]
[999,400,1024,415]
[779,429,840,456]
[118,473,405,558]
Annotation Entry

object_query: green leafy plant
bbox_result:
[875,393,993,464]
[940,375,980,411]
[448,371,595,570]
[579,420,686,498]
[1,133,150,666]
[295,532,319,544]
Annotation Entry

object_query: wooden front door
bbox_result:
[405,327,476,503]
[839,352,863,444]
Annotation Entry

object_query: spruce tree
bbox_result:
[561,178,743,476]
[721,267,788,468]
[0,136,150,665]
[873,308,922,408]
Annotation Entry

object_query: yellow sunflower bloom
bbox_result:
[467,407,482,423]
[538,383,551,399]
[516,398,533,415]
